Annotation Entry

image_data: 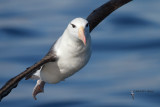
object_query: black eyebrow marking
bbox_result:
[71,23,76,28]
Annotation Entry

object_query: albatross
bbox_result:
[31,18,91,100]
[0,0,132,101]
[1,18,91,100]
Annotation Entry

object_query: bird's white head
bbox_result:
[67,17,90,46]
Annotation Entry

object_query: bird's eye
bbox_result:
[71,24,76,28]
[86,23,89,27]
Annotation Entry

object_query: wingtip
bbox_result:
[0,94,5,102]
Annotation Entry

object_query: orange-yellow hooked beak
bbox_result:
[78,26,86,46]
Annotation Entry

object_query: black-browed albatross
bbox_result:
[31,18,91,100]
[0,0,132,101]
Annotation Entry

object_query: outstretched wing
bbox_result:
[0,51,57,101]
[87,0,132,32]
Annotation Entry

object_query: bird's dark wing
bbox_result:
[87,0,132,32]
[0,51,57,101]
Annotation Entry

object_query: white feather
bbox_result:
[34,18,91,84]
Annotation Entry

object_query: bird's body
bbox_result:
[39,24,91,83]
[29,18,92,99]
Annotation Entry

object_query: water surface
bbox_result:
[0,0,160,107]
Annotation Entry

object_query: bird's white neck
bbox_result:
[61,29,84,49]
[54,28,91,58]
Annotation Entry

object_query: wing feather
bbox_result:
[0,51,57,101]
[87,0,132,32]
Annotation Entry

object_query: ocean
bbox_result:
[0,0,160,107]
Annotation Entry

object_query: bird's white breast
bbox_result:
[56,33,91,79]
[40,32,91,84]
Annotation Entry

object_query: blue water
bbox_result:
[0,0,160,107]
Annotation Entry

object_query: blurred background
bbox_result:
[0,0,160,107]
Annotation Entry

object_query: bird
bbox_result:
[1,17,92,100]
[0,0,132,101]
[31,18,91,100]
